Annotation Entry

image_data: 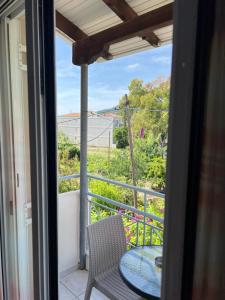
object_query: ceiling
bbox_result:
[55,0,173,63]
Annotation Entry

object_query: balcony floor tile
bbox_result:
[60,270,109,300]
[59,283,76,300]
[60,270,88,297]
[78,288,109,300]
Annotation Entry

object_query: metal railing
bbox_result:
[59,173,165,247]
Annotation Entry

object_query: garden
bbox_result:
[58,77,170,246]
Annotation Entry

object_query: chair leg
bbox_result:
[84,282,93,300]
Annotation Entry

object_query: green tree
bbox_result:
[68,145,80,160]
[113,127,129,149]
[131,78,170,141]
[147,156,166,192]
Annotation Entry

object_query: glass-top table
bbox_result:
[119,246,163,299]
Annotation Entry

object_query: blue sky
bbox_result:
[56,36,172,115]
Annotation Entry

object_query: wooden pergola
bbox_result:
[54,0,173,269]
[56,1,173,65]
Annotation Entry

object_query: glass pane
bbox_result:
[8,12,34,299]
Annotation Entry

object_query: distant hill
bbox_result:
[97,106,119,114]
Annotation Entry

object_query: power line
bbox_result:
[87,120,114,143]
[57,114,90,124]
[59,120,114,146]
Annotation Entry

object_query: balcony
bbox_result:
[58,174,165,299]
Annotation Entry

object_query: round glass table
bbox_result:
[119,246,163,300]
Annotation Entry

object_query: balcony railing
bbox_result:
[59,174,165,247]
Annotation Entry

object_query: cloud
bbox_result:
[57,84,128,115]
[150,55,171,66]
[126,63,140,70]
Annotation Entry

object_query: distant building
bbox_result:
[57,112,121,148]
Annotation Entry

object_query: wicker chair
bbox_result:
[84,215,143,300]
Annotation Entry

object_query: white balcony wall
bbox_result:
[58,190,80,277]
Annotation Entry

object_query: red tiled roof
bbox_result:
[62,113,80,117]
[102,112,120,119]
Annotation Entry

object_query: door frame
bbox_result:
[0,5,22,299]
[162,0,215,299]
[0,0,58,299]
[25,0,58,298]
[8,12,34,298]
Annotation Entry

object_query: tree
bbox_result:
[68,145,80,160]
[113,127,129,149]
[131,78,170,141]
[147,156,166,192]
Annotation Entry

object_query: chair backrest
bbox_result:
[87,215,127,278]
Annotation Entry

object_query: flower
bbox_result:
[126,233,134,243]
[132,214,143,221]
[124,226,130,232]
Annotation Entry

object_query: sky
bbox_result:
[56,36,172,115]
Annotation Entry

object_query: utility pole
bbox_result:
[125,94,138,208]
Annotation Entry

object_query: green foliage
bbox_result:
[59,178,80,193]
[68,146,80,160]
[90,197,164,246]
[87,152,110,177]
[113,127,129,149]
[89,179,133,208]
[58,132,72,159]
[58,132,80,192]
[57,76,170,245]
[109,149,130,179]
[118,77,169,147]
[147,157,166,192]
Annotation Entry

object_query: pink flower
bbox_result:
[126,237,130,242]
[126,233,134,242]
[140,128,145,138]
[124,226,130,232]
[147,218,153,223]
[134,214,143,220]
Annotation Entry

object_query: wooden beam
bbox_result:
[139,28,160,45]
[55,11,112,60]
[102,0,160,46]
[73,3,173,65]
[103,0,137,21]
[56,10,87,41]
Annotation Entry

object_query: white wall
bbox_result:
[57,116,117,147]
[58,190,80,276]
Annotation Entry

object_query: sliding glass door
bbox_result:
[0,7,33,300]
[0,0,57,299]
[9,12,34,299]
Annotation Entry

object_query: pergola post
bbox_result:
[79,64,88,270]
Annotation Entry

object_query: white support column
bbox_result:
[79,64,88,269]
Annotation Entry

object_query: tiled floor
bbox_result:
[59,270,109,300]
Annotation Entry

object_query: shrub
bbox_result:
[68,146,80,160]
[113,127,129,149]
[147,157,166,192]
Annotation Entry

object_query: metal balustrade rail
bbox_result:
[59,173,165,246]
